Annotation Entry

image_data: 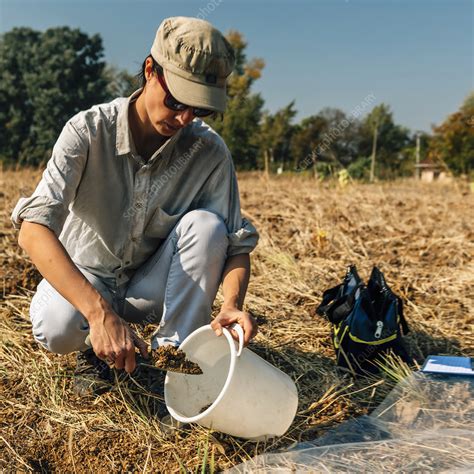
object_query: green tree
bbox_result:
[290,115,327,172]
[359,104,411,180]
[0,27,108,166]
[395,131,431,178]
[428,91,474,176]
[290,108,360,175]
[315,107,361,168]
[347,156,372,180]
[206,31,265,170]
[258,101,297,171]
[0,28,40,165]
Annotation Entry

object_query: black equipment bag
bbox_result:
[316,265,411,375]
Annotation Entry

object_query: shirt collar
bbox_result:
[115,88,185,162]
[115,88,142,157]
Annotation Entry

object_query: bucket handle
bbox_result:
[228,323,244,357]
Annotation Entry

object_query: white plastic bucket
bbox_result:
[164,324,298,439]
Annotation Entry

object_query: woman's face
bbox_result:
[142,57,195,137]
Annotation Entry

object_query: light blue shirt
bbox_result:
[11,90,259,287]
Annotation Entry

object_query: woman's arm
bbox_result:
[19,221,147,372]
[210,253,257,345]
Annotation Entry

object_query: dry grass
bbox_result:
[0,168,473,472]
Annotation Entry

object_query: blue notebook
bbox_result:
[421,355,474,376]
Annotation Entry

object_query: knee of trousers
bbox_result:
[177,209,229,260]
[29,274,112,355]
[30,292,89,355]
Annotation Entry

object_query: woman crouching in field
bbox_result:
[11,16,258,396]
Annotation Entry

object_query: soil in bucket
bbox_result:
[150,346,203,375]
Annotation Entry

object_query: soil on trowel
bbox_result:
[151,345,203,374]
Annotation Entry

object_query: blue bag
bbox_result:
[317,265,411,376]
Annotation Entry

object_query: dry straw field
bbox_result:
[1,169,473,472]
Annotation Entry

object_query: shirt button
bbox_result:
[135,202,143,209]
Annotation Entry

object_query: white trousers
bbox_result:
[29,209,228,354]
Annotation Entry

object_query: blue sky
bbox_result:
[1,0,472,132]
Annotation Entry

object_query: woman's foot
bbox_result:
[73,348,114,397]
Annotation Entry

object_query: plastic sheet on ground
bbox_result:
[226,373,474,473]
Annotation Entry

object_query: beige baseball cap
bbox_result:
[150,16,235,113]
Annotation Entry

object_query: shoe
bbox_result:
[110,354,165,394]
[131,354,166,396]
[73,348,114,397]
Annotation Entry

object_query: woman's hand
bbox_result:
[211,306,258,346]
[88,307,148,373]
[17,222,148,372]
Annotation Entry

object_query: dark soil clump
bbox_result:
[151,345,203,374]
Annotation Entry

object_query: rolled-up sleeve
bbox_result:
[11,117,88,237]
[197,147,259,256]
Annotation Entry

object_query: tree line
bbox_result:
[1,26,472,179]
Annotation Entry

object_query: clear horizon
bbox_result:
[1,0,472,133]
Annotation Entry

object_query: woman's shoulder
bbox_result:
[182,119,230,156]
[67,96,127,135]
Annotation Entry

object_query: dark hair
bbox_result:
[137,55,163,87]
[137,54,222,121]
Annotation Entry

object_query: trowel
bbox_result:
[84,334,202,374]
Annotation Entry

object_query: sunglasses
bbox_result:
[156,74,214,118]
